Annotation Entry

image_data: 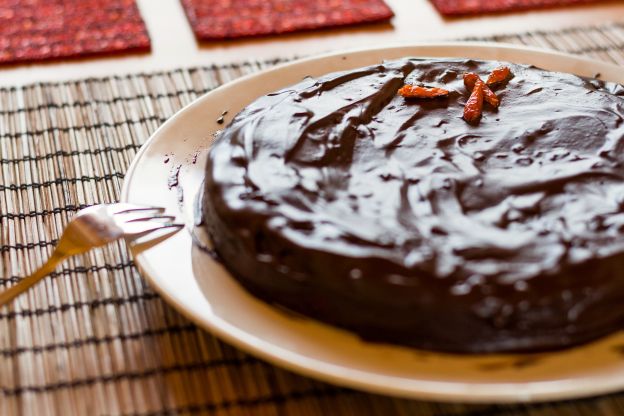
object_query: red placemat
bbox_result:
[431,0,607,16]
[180,0,394,40]
[0,0,150,65]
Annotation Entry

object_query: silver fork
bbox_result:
[0,203,183,306]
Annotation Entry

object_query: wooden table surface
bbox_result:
[1,0,623,87]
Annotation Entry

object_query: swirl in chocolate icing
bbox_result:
[203,58,624,353]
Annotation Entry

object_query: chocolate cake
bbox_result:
[202,58,624,353]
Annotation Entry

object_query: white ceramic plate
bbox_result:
[121,43,624,403]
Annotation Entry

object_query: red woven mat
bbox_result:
[180,0,394,40]
[431,0,608,16]
[0,0,150,65]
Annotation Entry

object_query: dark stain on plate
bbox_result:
[512,355,543,368]
[478,355,543,371]
[191,150,200,164]
[167,164,182,190]
[177,186,184,206]
[412,351,431,361]
[217,110,228,124]
[191,184,222,263]
[271,303,308,321]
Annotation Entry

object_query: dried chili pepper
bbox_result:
[463,79,485,124]
[398,85,450,99]
[486,66,512,86]
[464,72,499,108]
[463,72,479,90]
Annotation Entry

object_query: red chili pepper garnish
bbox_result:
[463,72,480,90]
[398,84,450,99]
[463,79,485,124]
[464,72,499,108]
[486,66,512,86]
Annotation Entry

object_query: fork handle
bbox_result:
[0,252,67,306]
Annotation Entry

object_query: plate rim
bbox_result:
[121,42,624,404]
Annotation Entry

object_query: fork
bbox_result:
[0,203,183,306]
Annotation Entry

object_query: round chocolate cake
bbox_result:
[202,58,624,353]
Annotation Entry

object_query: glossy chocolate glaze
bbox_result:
[203,58,624,353]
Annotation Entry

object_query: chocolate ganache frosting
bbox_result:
[202,58,624,353]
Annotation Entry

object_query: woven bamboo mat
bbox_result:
[1,23,624,416]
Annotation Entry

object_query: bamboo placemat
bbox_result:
[1,23,624,416]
